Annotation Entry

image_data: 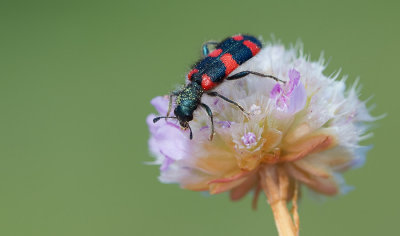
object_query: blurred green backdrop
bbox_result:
[0,0,398,235]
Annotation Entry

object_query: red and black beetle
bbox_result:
[153,34,284,140]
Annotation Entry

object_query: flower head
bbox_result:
[147,42,375,207]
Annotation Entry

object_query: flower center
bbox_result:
[241,132,257,147]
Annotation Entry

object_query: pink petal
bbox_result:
[287,80,307,114]
[208,171,250,184]
[151,96,169,115]
[286,164,338,195]
[230,174,258,201]
[281,134,336,162]
[270,83,282,99]
[209,177,248,195]
[292,159,331,178]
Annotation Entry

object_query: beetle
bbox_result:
[153,34,284,140]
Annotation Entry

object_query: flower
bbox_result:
[147,42,376,235]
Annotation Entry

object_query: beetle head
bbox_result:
[174,105,194,139]
[174,105,193,127]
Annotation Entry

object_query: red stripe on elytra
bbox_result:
[208,48,222,57]
[201,74,217,90]
[187,68,198,80]
[232,35,244,41]
[243,40,260,56]
[220,53,239,76]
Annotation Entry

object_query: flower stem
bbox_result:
[260,165,298,236]
[270,200,296,236]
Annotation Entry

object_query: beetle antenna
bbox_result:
[153,116,177,123]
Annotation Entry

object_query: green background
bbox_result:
[0,0,398,235]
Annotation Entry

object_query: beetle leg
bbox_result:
[202,41,219,57]
[226,71,285,83]
[206,91,250,117]
[200,103,214,141]
[166,94,174,118]
[166,90,181,119]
